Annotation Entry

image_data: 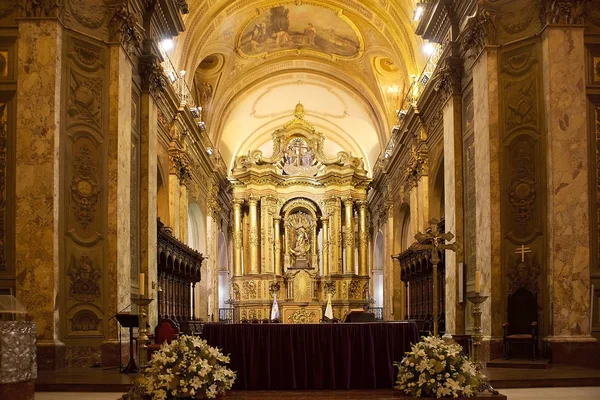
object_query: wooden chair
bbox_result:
[147,318,180,359]
[503,288,538,360]
[262,318,270,324]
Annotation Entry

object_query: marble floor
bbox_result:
[35,387,600,399]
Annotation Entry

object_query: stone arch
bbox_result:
[372,230,384,307]
[430,156,445,220]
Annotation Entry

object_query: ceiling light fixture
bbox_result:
[414,3,425,21]
[160,38,174,52]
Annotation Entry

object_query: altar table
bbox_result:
[201,321,418,390]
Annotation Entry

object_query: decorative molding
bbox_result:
[71,145,100,230]
[68,71,103,129]
[287,307,317,324]
[460,2,498,60]
[72,309,100,332]
[540,0,587,25]
[433,56,461,103]
[508,149,537,228]
[140,56,167,96]
[68,254,101,302]
[19,0,61,18]
[108,3,143,54]
[69,0,106,29]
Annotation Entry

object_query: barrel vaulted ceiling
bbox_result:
[170,0,425,174]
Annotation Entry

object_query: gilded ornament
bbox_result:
[287,307,317,324]
[109,3,143,53]
[541,0,586,25]
[140,56,167,96]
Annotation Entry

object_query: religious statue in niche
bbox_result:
[286,211,313,268]
[283,137,318,177]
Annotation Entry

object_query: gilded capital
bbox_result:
[109,2,144,55]
[541,0,586,25]
[140,55,167,96]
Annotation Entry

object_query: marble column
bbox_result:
[104,44,132,365]
[321,216,329,276]
[232,199,243,277]
[179,183,188,244]
[344,198,354,274]
[416,176,429,232]
[15,19,65,369]
[357,201,368,276]
[443,93,465,337]
[168,165,180,238]
[274,217,282,275]
[248,197,259,274]
[542,25,595,355]
[384,203,397,320]
[472,47,502,342]
[139,58,159,327]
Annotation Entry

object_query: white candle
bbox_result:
[140,273,145,296]
[475,271,480,293]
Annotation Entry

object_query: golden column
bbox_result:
[344,198,354,274]
[274,216,282,275]
[357,200,368,276]
[233,199,244,277]
[321,216,330,276]
[248,196,260,274]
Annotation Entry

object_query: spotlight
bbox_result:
[423,42,435,56]
[414,3,425,21]
[421,72,431,85]
[198,121,206,131]
[206,147,214,155]
[179,70,186,78]
[399,110,407,120]
[167,70,177,84]
[160,38,174,52]
[190,107,199,118]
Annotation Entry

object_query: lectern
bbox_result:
[115,313,139,373]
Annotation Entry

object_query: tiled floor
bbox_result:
[35,387,600,399]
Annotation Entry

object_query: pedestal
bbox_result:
[0,321,36,400]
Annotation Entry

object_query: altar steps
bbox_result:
[487,358,551,369]
[35,365,600,392]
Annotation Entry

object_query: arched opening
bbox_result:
[399,204,412,252]
[430,158,445,220]
[187,201,207,319]
[157,166,169,225]
[217,231,230,310]
[372,230,384,307]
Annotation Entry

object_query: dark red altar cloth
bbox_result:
[201,321,418,390]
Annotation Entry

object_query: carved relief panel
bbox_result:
[63,35,109,339]
[499,41,546,316]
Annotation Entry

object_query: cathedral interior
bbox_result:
[0,0,599,381]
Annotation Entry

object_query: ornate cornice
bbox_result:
[108,2,143,55]
[540,0,587,25]
[433,55,462,104]
[140,55,167,96]
[459,1,499,60]
[19,0,60,18]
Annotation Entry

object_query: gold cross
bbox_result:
[515,245,532,262]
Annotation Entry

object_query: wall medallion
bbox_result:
[242,280,257,299]
[68,254,101,302]
[68,0,106,29]
[72,309,100,332]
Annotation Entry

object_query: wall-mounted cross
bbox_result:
[515,245,532,263]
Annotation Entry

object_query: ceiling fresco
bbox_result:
[172,0,423,175]
[238,4,362,59]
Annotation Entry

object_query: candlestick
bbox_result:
[475,271,480,293]
[467,293,498,395]
[131,295,153,367]
[140,273,145,295]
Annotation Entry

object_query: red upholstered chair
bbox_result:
[147,318,180,359]
[503,288,539,360]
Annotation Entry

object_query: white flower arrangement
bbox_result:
[140,335,236,400]
[395,336,479,398]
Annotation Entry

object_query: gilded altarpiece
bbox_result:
[61,35,109,342]
[229,105,371,322]
[498,40,547,334]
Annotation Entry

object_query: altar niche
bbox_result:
[227,104,372,323]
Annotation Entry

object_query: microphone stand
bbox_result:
[109,304,131,371]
